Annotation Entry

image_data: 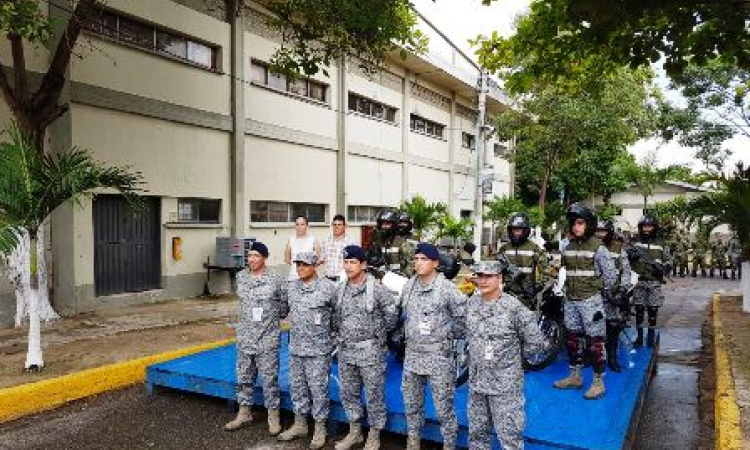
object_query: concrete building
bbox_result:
[0,0,512,328]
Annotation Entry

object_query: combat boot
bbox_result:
[634,328,644,347]
[224,405,253,431]
[363,428,381,450]
[584,374,606,400]
[278,414,308,441]
[406,433,421,450]
[309,420,327,450]
[646,328,657,348]
[335,422,363,450]
[553,365,583,389]
[268,408,281,436]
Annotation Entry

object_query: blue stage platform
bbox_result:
[147,331,656,450]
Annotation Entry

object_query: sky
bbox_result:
[411,0,749,172]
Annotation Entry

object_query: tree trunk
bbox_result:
[539,166,551,217]
[25,230,44,371]
[36,226,59,322]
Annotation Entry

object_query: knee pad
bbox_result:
[589,337,607,373]
[566,332,584,364]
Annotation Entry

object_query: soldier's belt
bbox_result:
[345,339,377,350]
[409,342,449,353]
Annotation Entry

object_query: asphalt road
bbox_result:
[0,277,737,450]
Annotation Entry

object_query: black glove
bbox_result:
[602,288,614,303]
[626,246,641,263]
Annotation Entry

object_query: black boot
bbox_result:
[606,323,622,373]
[634,327,644,347]
[646,328,657,348]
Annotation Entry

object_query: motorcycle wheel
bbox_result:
[523,314,565,371]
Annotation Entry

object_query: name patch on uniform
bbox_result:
[314,312,323,325]
[484,345,494,360]
[419,321,431,335]
[252,307,263,322]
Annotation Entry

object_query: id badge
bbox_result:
[484,345,494,361]
[314,312,323,325]
[252,307,263,322]
[419,321,431,336]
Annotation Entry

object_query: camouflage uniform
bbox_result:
[714,240,729,279]
[497,240,549,309]
[400,273,467,448]
[235,269,288,409]
[333,274,399,429]
[629,236,671,347]
[602,240,632,322]
[287,274,337,421]
[692,241,707,277]
[677,239,690,277]
[368,231,415,277]
[728,237,743,279]
[466,276,544,450]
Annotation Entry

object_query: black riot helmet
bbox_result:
[596,219,615,245]
[437,250,461,280]
[637,215,659,239]
[566,202,597,239]
[396,211,414,237]
[375,209,400,236]
[507,213,531,245]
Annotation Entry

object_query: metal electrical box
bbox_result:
[215,237,255,269]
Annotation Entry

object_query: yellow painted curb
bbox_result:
[0,339,235,423]
[713,294,745,450]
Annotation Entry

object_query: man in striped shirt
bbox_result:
[320,214,354,282]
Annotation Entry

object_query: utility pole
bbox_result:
[472,70,489,259]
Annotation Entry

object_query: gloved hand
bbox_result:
[626,246,641,263]
[602,288,614,303]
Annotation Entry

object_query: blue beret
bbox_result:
[415,242,440,261]
[342,245,367,262]
[249,241,269,258]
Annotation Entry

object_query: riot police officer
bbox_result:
[595,219,633,372]
[497,213,549,309]
[367,209,414,276]
[626,216,672,348]
[554,203,616,400]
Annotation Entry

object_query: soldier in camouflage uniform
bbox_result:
[278,252,337,450]
[595,219,632,372]
[225,241,288,434]
[626,216,672,348]
[728,234,743,279]
[713,237,729,279]
[467,260,544,450]
[692,239,707,277]
[367,210,415,277]
[670,232,687,277]
[554,203,616,400]
[676,233,690,277]
[401,242,467,450]
[497,213,549,310]
[333,245,399,450]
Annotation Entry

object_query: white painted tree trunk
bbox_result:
[742,261,750,313]
[25,287,43,370]
[35,226,59,322]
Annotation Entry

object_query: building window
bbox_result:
[250,201,327,223]
[177,198,221,223]
[460,210,473,220]
[251,60,328,103]
[462,132,476,150]
[410,114,445,140]
[348,93,398,123]
[347,205,386,223]
[85,7,219,70]
[494,143,509,158]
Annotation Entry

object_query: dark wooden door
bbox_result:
[94,195,161,296]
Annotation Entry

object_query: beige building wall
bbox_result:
[0,0,513,328]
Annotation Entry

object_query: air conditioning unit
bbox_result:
[215,237,255,269]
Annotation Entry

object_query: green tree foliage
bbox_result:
[266,0,427,76]
[483,195,524,229]
[435,214,474,250]
[496,68,659,214]
[398,195,447,241]
[473,0,750,94]
[685,163,750,260]
[624,152,687,210]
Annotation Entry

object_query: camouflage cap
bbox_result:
[293,251,319,265]
[471,260,504,275]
